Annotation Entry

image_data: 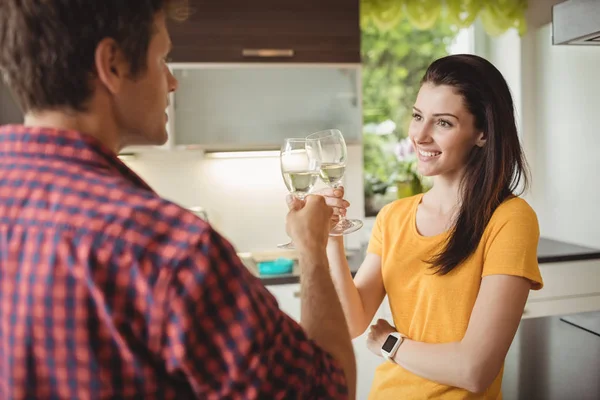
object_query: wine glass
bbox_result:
[306,129,363,236]
[277,138,321,249]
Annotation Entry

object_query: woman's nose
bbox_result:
[411,122,431,143]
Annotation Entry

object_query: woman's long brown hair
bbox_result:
[422,54,529,275]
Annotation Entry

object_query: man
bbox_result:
[0,1,356,398]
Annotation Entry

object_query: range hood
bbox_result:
[552,0,600,45]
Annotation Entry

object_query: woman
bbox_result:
[318,54,543,398]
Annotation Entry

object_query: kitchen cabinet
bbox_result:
[523,259,600,319]
[170,65,362,150]
[166,0,360,64]
[266,283,301,322]
[353,297,391,399]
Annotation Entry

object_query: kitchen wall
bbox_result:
[525,23,600,248]
[123,145,365,253]
[122,64,366,253]
[485,27,522,133]
[485,2,600,248]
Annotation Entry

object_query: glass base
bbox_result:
[329,218,363,237]
[277,218,363,247]
[277,241,295,249]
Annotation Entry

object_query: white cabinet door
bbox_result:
[353,331,383,399]
[266,283,301,322]
[524,259,600,319]
[353,296,392,399]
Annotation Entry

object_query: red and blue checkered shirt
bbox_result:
[0,125,347,399]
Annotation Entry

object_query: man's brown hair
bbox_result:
[0,0,188,113]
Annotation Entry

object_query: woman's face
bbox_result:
[408,83,486,178]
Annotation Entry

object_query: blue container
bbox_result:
[257,258,294,275]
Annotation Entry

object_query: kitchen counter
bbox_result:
[244,237,600,286]
[240,249,364,285]
[537,237,600,263]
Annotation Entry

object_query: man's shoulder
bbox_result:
[116,188,210,243]
[82,178,219,256]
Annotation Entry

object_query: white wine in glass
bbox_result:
[277,138,320,249]
[306,129,363,236]
[283,170,319,199]
[319,163,346,186]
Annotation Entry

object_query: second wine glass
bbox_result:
[306,129,363,236]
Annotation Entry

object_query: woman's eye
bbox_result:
[438,119,452,128]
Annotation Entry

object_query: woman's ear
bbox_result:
[475,132,487,148]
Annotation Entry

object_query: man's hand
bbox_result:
[286,195,333,254]
[287,187,350,232]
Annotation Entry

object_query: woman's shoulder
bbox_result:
[487,195,539,234]
[493,195,537,220]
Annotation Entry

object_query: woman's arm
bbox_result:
[327,236,386,338]
[371,274,530,393]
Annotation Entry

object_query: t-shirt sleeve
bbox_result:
[367,203,389,256]
[482,199,543,290]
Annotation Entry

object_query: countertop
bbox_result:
[244,237,600,286]
[537,237,600,263]
[240,249,364,286]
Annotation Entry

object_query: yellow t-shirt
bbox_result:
[367,193,543,400]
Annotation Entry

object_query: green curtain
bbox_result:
[361,0,528,36]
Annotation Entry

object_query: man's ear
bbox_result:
[94,38,129,95]
[475,131,487,148]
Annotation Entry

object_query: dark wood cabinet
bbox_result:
[166,0,360,63]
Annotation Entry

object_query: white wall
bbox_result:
[483,12,600,249]
[486,29,523,133]
[525,24,600,248]
[123,145,365,253]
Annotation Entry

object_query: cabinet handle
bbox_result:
[242,49,295,58]
[294,291,300,298]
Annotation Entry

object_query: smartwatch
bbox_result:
[380,332,405,362]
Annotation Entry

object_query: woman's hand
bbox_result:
[366,319,398,357]
[316,186,350,230]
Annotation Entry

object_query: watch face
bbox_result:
[382,335,398,352]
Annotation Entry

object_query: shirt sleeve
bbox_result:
[162,227,348,399]
[482,199,543,290]
[367,203,389,256]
